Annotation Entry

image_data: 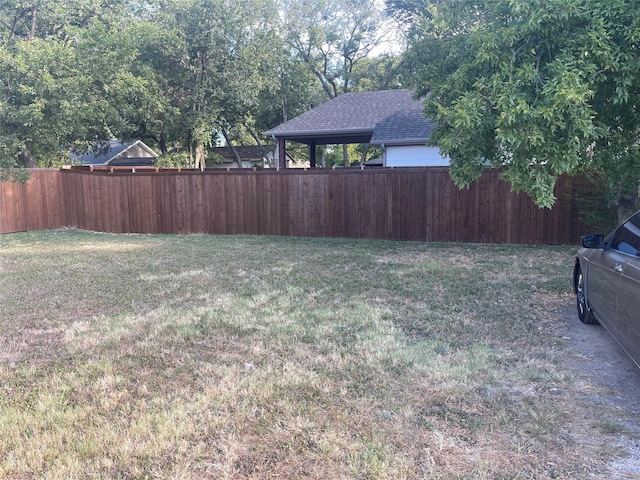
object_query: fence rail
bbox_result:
[0,167,590,244]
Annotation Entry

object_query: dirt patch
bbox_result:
[561,304,640,478]
[562,305,640,413]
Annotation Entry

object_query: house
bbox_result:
[209,145,296,169]
[71,140,159,166]
[209,145,270,168]
[262,89,448,168]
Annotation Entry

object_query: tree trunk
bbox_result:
[188,139,205,169]
[359,145,370,168]
[245,126,273,168]
[19,151,36,168]
[158,133,168,155]
[222,130,243,169]
[282,96,288,122]
[195,144,206,171]
[9,15,19,42]
[314,71,336,100]
[342,144,349,167]
[616,194,639,225]
[245,124,267,151]
[29,4,38,39]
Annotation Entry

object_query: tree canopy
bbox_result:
[5,0,639,215]
[394,0,640,218]
[0,0,153,174]
[0,0,404,175]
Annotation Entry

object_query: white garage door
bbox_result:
[385,145,449,167]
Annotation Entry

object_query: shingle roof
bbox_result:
[370,108,436,146]
[74,140,133,165]
[212,145,272,162]
[263,89,434,145]
[72,140,158,165]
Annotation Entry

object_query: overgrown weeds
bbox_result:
[0,230,629,478]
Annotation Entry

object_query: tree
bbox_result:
[208,0,282,167]
[0,0,149,175]
[281,0,389,99]
[146,0,283,169]
[281,0,398,166]
[0,0,404,177]
[106,20,184,155]
[0,0,280,172]
[393,0,640,220]
[350,54,404,92]
[254,49,325,134]
[1,38,90,169]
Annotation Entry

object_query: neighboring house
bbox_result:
[263,89,448,168]
[210,145,270,169]
[209,145,296,169]
[71,140,159,166]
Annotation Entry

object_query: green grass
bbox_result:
[0,230,628,478]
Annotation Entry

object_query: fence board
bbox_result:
[0,170,65,232]
[0,167,593,244]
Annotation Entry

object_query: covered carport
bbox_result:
[263,89,434,169]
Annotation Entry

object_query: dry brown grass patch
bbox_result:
[0,231,634,478]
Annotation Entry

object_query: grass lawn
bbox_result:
[0,230,631,479]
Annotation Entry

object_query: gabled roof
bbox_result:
[73,140,159,165]
[263,89,434,146]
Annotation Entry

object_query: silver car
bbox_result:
[574,210,640,367]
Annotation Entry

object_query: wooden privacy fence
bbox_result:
[0,167,591,244]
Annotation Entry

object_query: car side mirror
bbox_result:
[581,234,605,249]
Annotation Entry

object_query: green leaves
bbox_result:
[281,0,391,98]
[0,0,287,168]
[399,0,640,211]
[1,38,90,167]
[0,1,152,168]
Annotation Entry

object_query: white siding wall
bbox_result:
[122,145,154,159]
[385,145,449,167]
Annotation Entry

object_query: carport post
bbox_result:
[278,138,287,169]
[310,141,317,168]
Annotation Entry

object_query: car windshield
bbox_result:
[610,212,640,256]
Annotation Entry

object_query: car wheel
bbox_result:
[575,264,597,324]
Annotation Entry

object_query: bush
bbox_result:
[155,152,191,168]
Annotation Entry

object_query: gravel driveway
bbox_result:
[562,306,640,478]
